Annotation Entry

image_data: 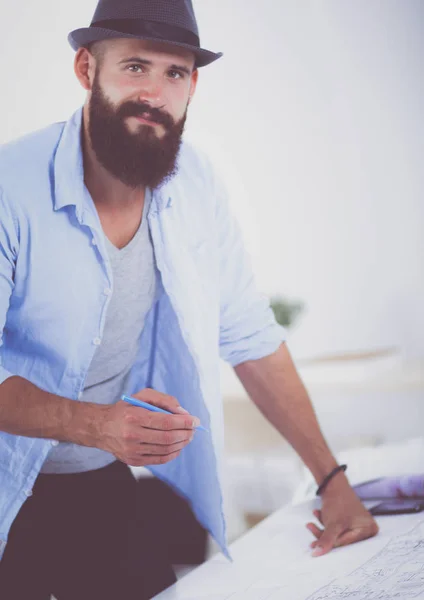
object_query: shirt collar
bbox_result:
[53,107,86,216]
[53,107,174,217]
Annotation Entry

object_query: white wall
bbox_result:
[1,1,423,368]
[191,0,424,362]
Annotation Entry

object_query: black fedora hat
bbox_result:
[69,0,223,68]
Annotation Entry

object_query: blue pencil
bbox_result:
[121,395,209,432]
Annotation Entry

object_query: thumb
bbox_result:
[312,523,343,557]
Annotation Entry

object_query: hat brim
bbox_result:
[68,27,222,68]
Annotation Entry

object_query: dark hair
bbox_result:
[84,41,106,66]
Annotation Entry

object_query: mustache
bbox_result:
[118,101,175,130]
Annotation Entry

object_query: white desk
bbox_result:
[153,499,424,599]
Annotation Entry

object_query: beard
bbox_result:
[87,72,187,189]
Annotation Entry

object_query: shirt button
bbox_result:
[51,440,59,447]
[104,288,112,296]
[78,391,83,399]
[93,337,101,346]
[25,489,33,497]
[92,239,97,246]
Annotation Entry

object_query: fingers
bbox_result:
[138,427,194,445]
[311,524,344,557]
[337,519,379,546]
[126,449,183,467]
[307,520,379,556]
[333,529,368,548]
[306,510,324,546]
[117,401,199,431]
[314,524,379,554]
[137,437,193,456]
[114,422,195,464]
[306,522,322,541]
[143,411,200,431]
[98,399,201,469]
[131,389,190,415]
[114,433,193,467]
[306,507,380,557]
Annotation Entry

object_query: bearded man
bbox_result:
[0,1,378,598]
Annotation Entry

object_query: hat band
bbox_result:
[91,18,200,48]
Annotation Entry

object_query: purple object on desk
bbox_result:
[354,474,424,500]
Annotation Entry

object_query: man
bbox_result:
[0,0,378,598]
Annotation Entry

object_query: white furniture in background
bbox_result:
[222,353,424,444]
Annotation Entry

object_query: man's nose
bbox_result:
[138,76,164,106]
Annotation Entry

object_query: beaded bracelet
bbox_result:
[316,464,348,496]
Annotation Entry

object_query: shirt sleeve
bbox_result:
[0,187,18,384]
[214,171,287,367]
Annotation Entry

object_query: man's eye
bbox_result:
[127,65,144,73]
[168,70,184,80]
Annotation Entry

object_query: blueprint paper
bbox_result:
[306,520,424,600]
[153,503,424,600]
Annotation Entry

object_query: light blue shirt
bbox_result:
[0,108,286,559]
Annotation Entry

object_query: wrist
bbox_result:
[61,401,107,448]
[320,469,351,498]
[316,464,348,497]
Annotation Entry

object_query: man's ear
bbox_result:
[74,48,96,91]
[188,69,199,104]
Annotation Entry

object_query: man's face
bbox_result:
[86,39,198,189]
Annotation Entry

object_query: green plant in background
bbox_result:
[270,296,305,328]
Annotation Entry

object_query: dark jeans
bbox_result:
[0,461,176,600]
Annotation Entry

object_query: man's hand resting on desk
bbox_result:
[233,344,379,558]
[306,477,379,557]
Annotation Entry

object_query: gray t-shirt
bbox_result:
[41,190,158,474]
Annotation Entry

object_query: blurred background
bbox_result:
[1,0,423,546]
